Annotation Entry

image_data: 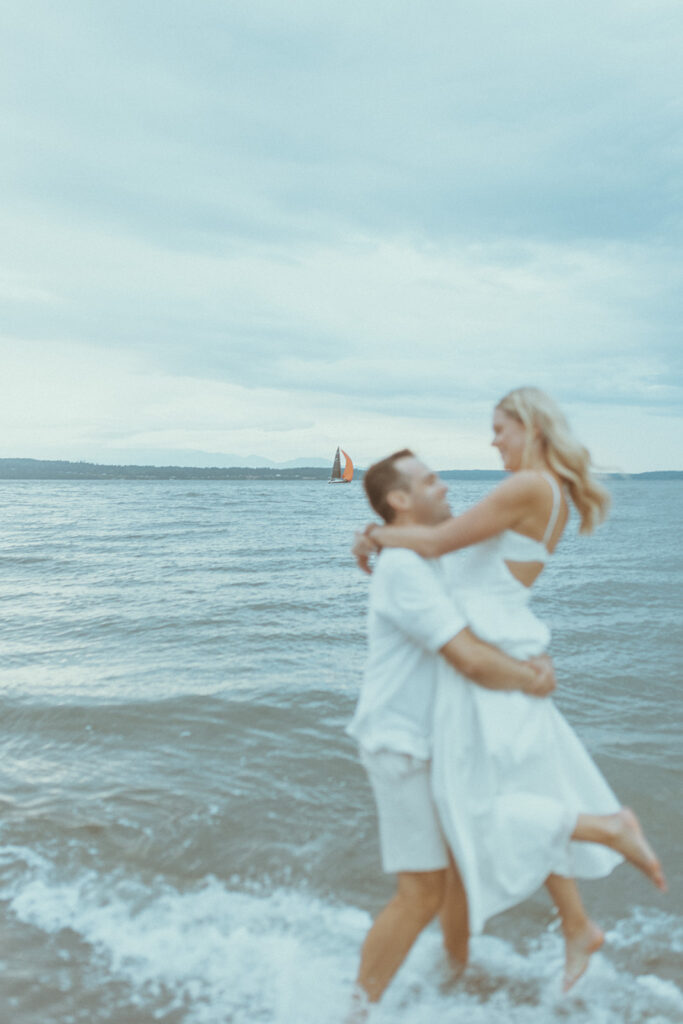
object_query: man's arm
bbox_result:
[440,628,555,697]
[373,550,554,698]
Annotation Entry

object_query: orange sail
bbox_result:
[341,449,354,482]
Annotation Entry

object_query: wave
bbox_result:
[1,844,681,1024]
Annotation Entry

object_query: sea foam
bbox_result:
[1,845,681,1024]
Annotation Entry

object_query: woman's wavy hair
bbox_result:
[496,386,610,533]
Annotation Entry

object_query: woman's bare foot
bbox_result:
[562,919,604,993]
[609,808,667,892]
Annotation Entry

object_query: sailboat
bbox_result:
[329,446,354,484]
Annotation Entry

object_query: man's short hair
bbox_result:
[363,449,415,523]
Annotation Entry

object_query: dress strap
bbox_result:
[540,471,562,548]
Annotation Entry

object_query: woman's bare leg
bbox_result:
[572,807,667,891]
[544,806,666,993]
[545,875,604,992]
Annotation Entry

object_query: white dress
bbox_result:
[432,475,623,934]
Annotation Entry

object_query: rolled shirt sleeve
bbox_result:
[374,550,467,652]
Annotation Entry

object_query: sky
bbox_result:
[1,0,681,471]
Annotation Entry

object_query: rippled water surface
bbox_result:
[0,478,681,1022]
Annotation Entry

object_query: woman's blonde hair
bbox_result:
[496,386,610,533]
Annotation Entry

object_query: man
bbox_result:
[347,449,555,1014]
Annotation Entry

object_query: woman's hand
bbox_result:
[352,524,381,575]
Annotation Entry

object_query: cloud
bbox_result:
[0,1,681,470]
[3,205,679,405]
[3,0,682,246]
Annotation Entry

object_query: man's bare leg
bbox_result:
[545,874,604,992]
[352,869,445,1013]
[439,855,469,972]
[572,807,667,891]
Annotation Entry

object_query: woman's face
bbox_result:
[491,408,528,471]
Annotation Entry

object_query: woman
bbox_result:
[353,386,665,990]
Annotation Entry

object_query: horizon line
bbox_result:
[0,458,680,479]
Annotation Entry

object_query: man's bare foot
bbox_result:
[345,987,370,1024]
[444,952,468,982]
[443,936,469,973]
[562,919,604,993]
[609,808,667,892]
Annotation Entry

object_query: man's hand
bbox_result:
[522,654,556,697]
[352,525,380,575]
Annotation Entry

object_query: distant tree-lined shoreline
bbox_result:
[0,459,679,481]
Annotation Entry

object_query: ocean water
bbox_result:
[0,478,681,1023]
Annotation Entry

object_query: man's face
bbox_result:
[392,457,451,525]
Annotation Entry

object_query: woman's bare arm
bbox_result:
[369,472,544,558]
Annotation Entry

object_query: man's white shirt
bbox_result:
[347,549,466,760]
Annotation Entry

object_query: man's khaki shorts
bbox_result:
[360,748,449,874]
